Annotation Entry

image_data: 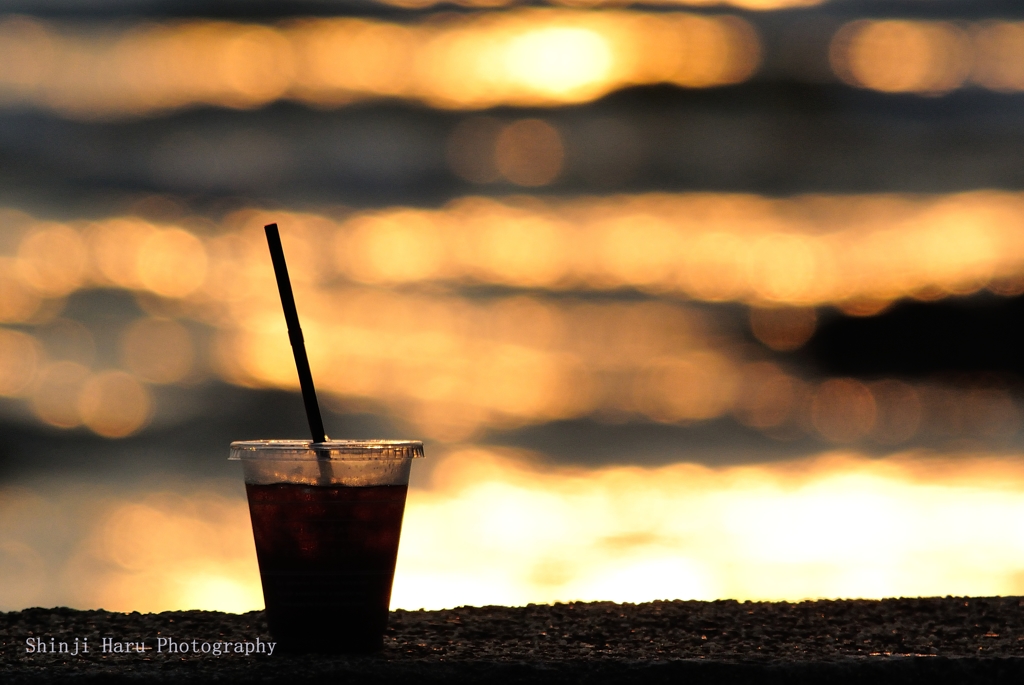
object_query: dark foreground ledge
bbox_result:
[4,598,1024,684]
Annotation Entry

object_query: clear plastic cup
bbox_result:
[230,439,424,654]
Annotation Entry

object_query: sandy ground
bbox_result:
[4,598,1024,683]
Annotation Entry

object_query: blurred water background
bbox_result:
[4,0,1024,612]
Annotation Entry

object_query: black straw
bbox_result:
[264,223,327,444]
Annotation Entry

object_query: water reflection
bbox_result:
[5,191,1024,308]
[832,19,1024,95]
[0,12,760,118]
[1,192,1024,441]
[5,448,1024,612]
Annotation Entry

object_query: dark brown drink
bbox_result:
[245,482,409,653]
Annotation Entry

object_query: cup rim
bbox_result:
[229,439,424,461]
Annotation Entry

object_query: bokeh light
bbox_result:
[88,218,161,289]
[972,21,1024,92]
[0,488,51,610]
[831,20,971,95]
[811,378,877,443]
[831,19,1024,96]
[493,119,565,186]
[16,225,88,297]
[31,360,91,429]
[0,259,42,323]
[732,362,801,431]
[748,307,817,352]
[380,0,820,9]
[75,489,260,613]
[867,380,922,445]
[77,370,151,438]
[295,191,1024,306]
[0,12,761,118]
[0,328,40,397]
[137,228,208,298]
[3,192,1024,440]
[395,449,1024,606]
[504,26,612,95]
[2,0,1023,626]
[9,449,1024,612]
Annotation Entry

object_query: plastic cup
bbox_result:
[229,439,423,654]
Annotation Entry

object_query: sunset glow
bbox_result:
[2,191,1024,440]
[8,13,1024,117]
[7,190,1024,310]
[0,11,760,118]
[0,0,1019,634]
[396,450,1024,606]
[379,0,822,10]
[5,449,1024,613]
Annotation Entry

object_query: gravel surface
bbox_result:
[4,598,1024,683]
